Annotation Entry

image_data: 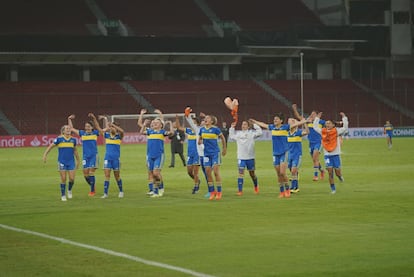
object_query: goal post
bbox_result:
[110,113,196,133]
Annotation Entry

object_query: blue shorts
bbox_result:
[147,154,164,171]
[57,161,75,171]
[288,154,302,169]
[203,152,221,167]
[309,142,322,156]
[83,154,98,169]
[238,159,255,171]
[104,159,121,170]
[187,154,200,166]
[324,155,341,169]
[273,151,289,166]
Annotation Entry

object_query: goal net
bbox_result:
[110,113,196,133]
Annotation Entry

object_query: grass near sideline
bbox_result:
[1,138,414,277]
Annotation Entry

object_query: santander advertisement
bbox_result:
[0,132,149,148]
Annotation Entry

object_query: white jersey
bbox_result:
[229,123,262,160]
[185,115,204,157]
[313,116,348,156]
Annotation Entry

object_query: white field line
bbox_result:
[1,224,216,277]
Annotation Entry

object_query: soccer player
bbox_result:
[198,114,227,200]
[91,115,125,198]
[184,107,209,196]
[43,125,80,201]
[384,120,393,149]
[68,114,100,196]
[138,109,172,197]
[229,119,262,195]
[292,104,325,181]
[250,114,306,198]
[287,117,309,193]
[313,111,348,194]
[174,114,201,194]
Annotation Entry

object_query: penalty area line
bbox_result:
[0,223,216,277]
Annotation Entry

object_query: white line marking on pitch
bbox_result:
[0,224,216,277]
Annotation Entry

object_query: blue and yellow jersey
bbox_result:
[384,123,393,137]
[185,127,198,156]
[54,135,77,164]
[307,119,325,144]
[104,132,121,160]
[199,126,221,156]
[146,128,167,158]
[79,129,99,158]
[268,124,290,155]
[288,129,303,156]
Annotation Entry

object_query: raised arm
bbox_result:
[292,104,303,120]
[313,112,323,135]
[68,114,80,136]
[249,118,269,130]
[137,109,146,129]
[89,113,104,134]
[251,122,263,138]
[229,121,237,140]
[110,122,124,139]
[154,109,163,121]
[337,112,349,135]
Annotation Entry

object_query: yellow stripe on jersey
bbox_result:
[58,142,75,148]
[308,123,323,128]
[187,134,197,140]
[82,135,98,141]
[202,133,218,139]
[288,136,302,143]
[148,134,165,140]
[385,127,393,130]
[271,130,288,136]
[105,139,121,145]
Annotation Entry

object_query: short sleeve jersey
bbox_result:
[307,119,325,144]
[146,128,168,158]
[268,124,290,155]
[104,132,121,160]
[54,136,77,164]
[288,129,303,156]
[199,126,221,156]
[79,129,99,158]
[185,127,197,156]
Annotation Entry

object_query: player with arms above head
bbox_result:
[313,111,348,194]
[229,119,262,196]
[43,125,80,201]
[91,115,125,199]
[250,113,306,198]
[68,114,100,196]
[292,104,325,181]
[198,114,227,200]
[138,109,172,197]
[287,116,310,193]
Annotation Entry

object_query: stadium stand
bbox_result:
[0,0,95,35]
[205,0,322,31]
[128,80,282,123]
[0,82,139,135]
[98,0,211,37]
[264,80,414,127]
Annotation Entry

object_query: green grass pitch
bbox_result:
[1,138,414,276]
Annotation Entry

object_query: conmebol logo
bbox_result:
[30,137,41,147]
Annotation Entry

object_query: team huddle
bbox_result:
[42,99,349,201]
